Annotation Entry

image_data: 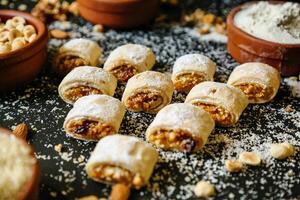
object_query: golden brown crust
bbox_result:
[63,86,102,103]
[235,83,273,102]
[148,128,202,152]
[193,102,232,126]
[110,64,137,82]
[174,72,205,92]
[126,91,163,112]
[66,119,114,140]
[57,55,88,75]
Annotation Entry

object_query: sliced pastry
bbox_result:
[185,81,249,127]
[63,95,126,141]
[53,38,102,75]
[172,54,216,92]
[58,66,117,104]
[227,62,280,104]
[146,103,215,152]
[122,71,174,113]
[104,44,156,82]
[86,134,158,189]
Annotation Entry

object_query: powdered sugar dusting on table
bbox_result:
[0,14,299,200]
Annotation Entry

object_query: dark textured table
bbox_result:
[1,1,299,199]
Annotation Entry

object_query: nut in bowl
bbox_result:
[227,1,300,76]
[0,10,48,92]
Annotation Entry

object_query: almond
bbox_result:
[110,184,130,200]
[13,123,28,140]
[50,29,69,39]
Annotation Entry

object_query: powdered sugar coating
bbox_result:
[146,103,215,149]
[64,95,126,138]
[59,66,117,104]
[104,43,156,72]
[86,134,158,185]
[172,54,216,81]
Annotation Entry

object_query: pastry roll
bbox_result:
[58,66,117,104]
[172,54,216,92]
[146,103,215,152]
[104,44,156,82]
[63,95,126,141]
[86,134,158,189]
[227,62,281,104]
[53,38,102,75]
[122,71,174,113]
[185,82,249,127]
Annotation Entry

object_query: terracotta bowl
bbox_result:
[0,127,40,200]
[227,1,300,76]
[0,10,48,92]
[77,0,160,29]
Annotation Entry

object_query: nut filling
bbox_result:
[90,164,144,189]
[148,129,201,152]
[126,91,163,112]
[193,102,232,126]
[174,72,205,92]
[236,83,273,101]
[58,55,88,74]
[64,86,102,102]
[66,119,114,140]
[110,65,137,82]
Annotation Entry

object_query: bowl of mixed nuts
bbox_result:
[0,10,48,92]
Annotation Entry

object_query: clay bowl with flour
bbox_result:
[0,127,40,200]
[227,1,300,76]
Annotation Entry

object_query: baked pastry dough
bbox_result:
[53,39,102,75]
[146,103,215,152]
[227,62,281,104]
[185,82,249,127]
[58,66,117,104]
[104,44,156,82]
[172,54,216,92]
[122,71,174,113]
[63,95,126,141]
[86,134,158,189]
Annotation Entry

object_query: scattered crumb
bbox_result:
[239,152,261,166]
[194,181,216,198]
[225,159,244,172]
[76,195,99,200]
[54,143,63,153]
[284,105,295,113]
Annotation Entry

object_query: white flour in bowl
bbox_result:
[234,1,300,44]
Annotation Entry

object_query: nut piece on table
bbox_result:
[194,181,216,198]
[93,24,104,33]
[239,152,261,166]
[50,29,70,39]
[13,123,28,140]
[76,195,99,200]
[270,143,295,160]
[225,159,244,172]
[110,184,130,200]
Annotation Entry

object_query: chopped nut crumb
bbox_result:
[270,143,295,160]
[93,24,104,33]
[284,105,295,113]
[239,152,261,166]
[225,159,244,172]
[50,29,70,39]
[54,143,63,153]
[76,195,99,200]
[110,184,130,200]
[194,181,216,197]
